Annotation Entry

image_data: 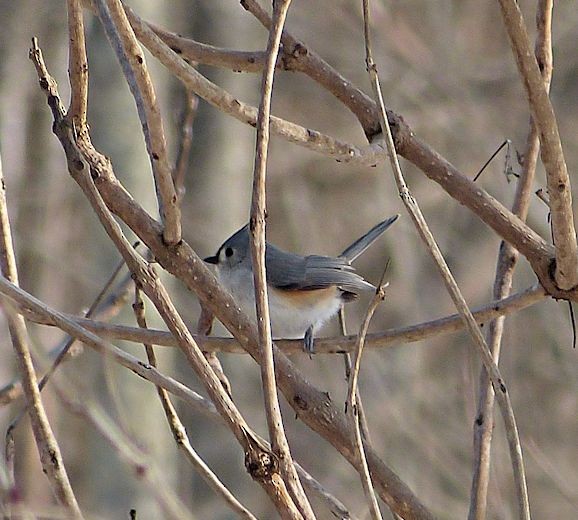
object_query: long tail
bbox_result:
[339,214,399,262]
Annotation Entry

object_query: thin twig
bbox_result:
[361,0,531,518]
[497,0,577,290]
[249,0,313,518]
[345,278,388,520]
[93,0,181,245]
[132,287,257,520]
[0,150,83,518]
[469,3,553,518]
[472,140,511,182]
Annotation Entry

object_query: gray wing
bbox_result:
[266,245,374,293]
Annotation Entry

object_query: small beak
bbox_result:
[204,255,218,264]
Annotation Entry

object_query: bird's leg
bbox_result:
[304,325,315,355]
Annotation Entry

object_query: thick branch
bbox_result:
[498,0,578,290]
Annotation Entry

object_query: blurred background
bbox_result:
[1,0,577,518]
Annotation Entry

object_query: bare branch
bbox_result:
[470,2,554,518]
[66,0,88,126]
[361,1,530,517]
[345,279,387,520]
[124,5,382,165]
[132,287,258,520]
[497,0,578,290]
[249,0,313,517]
[92,0,181,245]
[0,142,83,518]
[13,284,546,359]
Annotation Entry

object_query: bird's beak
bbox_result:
[204,255,218,264]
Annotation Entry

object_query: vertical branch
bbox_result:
[0,153,83,518]
[345,283,388,520]
[361,1,531,518]
[249,1,314,519]
[92,0,182,245]
[469,2,553,518]
[497,0,578,290]
[66,0,88,126]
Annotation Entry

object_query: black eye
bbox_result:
[225,247,234,258]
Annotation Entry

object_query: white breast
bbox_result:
[216,265,342,339]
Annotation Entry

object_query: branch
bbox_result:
[469,2,554,518]
[13,284,546,358]
[0,143,83,518]
[124,5,382,165]
[132,288,257,520]
[361,1,530,517]
[66,0,88,126]
[31,35,438,519]
[345,280,388,520]
[498,0,578,290]
[249,0,314,518]
[92,0,181,245]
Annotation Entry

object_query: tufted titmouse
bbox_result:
[204,215,399,352]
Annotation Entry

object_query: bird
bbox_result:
[204,215,398,352]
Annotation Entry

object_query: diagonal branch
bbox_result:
[497,0,578,290]
[132,287,258,520]
[361,0,530,517]
[126,3,569,303]
[31,34,436,519]
[92,0,181,245]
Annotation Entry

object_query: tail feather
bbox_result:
[339,214,399,262]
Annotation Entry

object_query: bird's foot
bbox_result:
[304,326,315,356]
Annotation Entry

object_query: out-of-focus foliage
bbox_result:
[0,1,577,518]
